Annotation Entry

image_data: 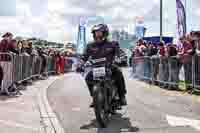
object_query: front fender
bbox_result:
[93,83,102,97]
[93,82,108,109]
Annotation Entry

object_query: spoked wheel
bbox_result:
[93,85,109,128]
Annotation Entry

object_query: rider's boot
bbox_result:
[88,85,95,108]
[89,99,95,108]
[119,96,127,106]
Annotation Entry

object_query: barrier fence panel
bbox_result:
[193,55,200,89]
[33,55,41,76]
[68,57,78,71]
[27,55,32,78]
[132,55,200,91]
[13,55,22,83]
[143,56,151,80]
[46,56,50,72]
[64,58,72,72]
[0,53,14,94]
[21,54,33,81]
[44,55,53,74]
[29,55,34,76]
[32,55,36,76]
[0,52,73,95]
[25,55,31,80]
[151,56,160,85]
[158,56,169,87]
[168,56,181,89]
[182,55,193,90]
[34,56,42,76]
[19,55,23,81]
[47,56,56,73]
[132,57,144,79]
[22,55,26,80]
[132,57,136,75]
[40,55,46,75]
[133,57,143,79]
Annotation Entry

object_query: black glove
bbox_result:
[76,66,84,73]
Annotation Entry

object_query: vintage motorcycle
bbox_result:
[82,57,122,128]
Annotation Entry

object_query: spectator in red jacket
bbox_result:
[0,32,13,90]
[0,32,13,52]
[0,32,13,61]
[56,52,61,74]
[178,36,193,91]
[158,41,165,56]
[178,36,193,60]
[9,39,19,54]
[60,53,65,74]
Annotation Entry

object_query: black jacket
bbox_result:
[148,47,158,56]
[168,46,178,57]
[82,40,120,64]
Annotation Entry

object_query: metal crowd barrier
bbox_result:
[193,55,200,89]
[66,57,78,71]
[132,55,200,90]
[0,53,14,94]
[64,57,73,72]
[0,53,72,95]
[47,56,56,74]
[167,56,181,88]
[132,56,151,80]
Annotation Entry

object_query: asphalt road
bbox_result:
[47,68,200,133]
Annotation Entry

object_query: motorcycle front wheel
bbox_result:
[93,84,109,128]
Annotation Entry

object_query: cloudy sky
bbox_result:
[0,0,200,43]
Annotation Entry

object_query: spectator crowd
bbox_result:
[131,31,200,92]
[0,32,78,95]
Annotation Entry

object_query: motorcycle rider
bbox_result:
[79,24,127,107]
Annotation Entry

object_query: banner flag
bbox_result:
[176,0,187,38]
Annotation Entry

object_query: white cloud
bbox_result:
[0,0,17,16]
[0,0,200,43]
[48,0,66,11]
[0,17,19,35]
[194,8,200,17]
[153,0,159,5]
[16,3,32,17]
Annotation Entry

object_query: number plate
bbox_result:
[93,67,106,78]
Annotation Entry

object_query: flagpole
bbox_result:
[185,0,187,33]
[160,0,163,42]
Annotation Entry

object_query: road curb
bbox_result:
[37,76,66,133]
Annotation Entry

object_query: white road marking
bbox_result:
[166,115,200,131]
[0,119,38,131]
[72,107,81,112]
